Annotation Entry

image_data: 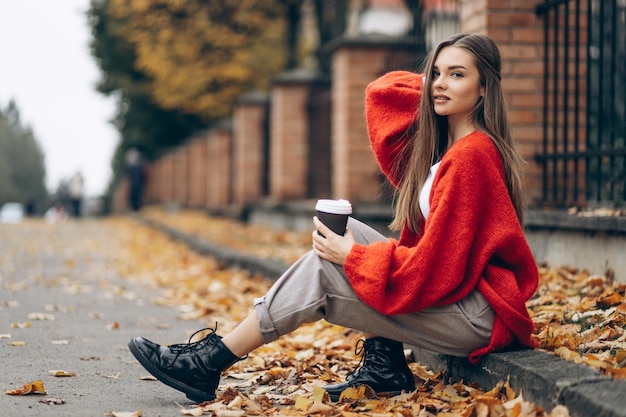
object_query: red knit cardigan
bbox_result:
[344,71,539,363]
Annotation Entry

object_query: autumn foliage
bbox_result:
[107,0,287,121]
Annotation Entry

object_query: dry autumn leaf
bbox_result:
[49,370,77,377]
[39,398,66,405]
[106,412,142,417]
[180,407,204,416]
[5,380,47,395]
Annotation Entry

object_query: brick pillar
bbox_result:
[187,132,209,208]
[143,163,155,205]
[460,0,544,205]
[206,121,233,208]
[330,38,416,203]
[270,70,320,200]
[232,92,269,205]
[159,153,176,204]
[172,146,189,206]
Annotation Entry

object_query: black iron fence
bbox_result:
[535,0,626,209]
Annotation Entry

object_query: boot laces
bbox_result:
[166,324,219,367]
[346,338,371,379]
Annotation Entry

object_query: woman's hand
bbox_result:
[312,216,355,265]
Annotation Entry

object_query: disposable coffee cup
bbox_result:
[315,199,352,237]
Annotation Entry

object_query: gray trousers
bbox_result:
[254,217,495,357]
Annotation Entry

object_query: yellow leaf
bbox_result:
[180,407,204,416]
[294,395,313,411]
[338,385,375,401]
[109,412,142,417]
[307,401,334,413]
[5,380,47,395]
[49,370,77,377]
[311,387,329,403]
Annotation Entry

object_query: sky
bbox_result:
[0,0,117,196]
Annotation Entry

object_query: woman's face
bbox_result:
[431,46,483,123]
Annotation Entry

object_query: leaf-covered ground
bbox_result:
[113,208,624,415]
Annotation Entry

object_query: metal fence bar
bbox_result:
[573,0,581,203]
[551,6,560,203]
[584,0,592,205]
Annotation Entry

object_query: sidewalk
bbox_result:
[135,213,626,417]
[0,220,207,417]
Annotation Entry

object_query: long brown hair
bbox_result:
[389,33,525,233]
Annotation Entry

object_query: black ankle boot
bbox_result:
[128,327,241,402]
[324,337,415,401]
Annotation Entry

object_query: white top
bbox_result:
[419,162,441,220]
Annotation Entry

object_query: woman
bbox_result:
[128,33,539,403]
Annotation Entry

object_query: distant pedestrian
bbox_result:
[68,172,84,218]
[128,33,539,403]
[125,149,146,211]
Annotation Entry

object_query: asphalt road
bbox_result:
[0,219,207,417]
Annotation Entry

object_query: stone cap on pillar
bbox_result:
[271,68,330,86]
[234,91,270,106]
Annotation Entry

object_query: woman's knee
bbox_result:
[347,217,387,244]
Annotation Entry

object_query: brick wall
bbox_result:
[158,153,176,204]
[187,133,209,208]
[460,0,545,205]
[269,71,313,200]
[206,123,233,208]
[173,146,189,205]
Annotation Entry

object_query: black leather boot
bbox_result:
[128,327,241,402]
[324,337,415,401]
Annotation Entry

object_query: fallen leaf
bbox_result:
[39,398,66,405]
[7,341,26,346]
[180,407,204,416]
[49,370,77,377]
[5,380,47,395]
[107,321,120,330]
[107,412,142,417]
[139,375,157,381]
[27,312,55,321]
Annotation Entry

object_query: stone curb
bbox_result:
[131,214,626,417]
[135,215,290,279]
[449,350,626,417]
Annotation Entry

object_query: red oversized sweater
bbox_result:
[344,71,539,363]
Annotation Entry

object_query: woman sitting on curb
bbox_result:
[128,33,539,403]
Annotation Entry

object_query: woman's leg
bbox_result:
[221,310,263,357]
[252,217,493,356]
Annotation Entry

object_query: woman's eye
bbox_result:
[452,72,463,78]
[432,71,440,78]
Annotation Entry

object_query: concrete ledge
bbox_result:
[136,215,289,279]
[448,349,626,417]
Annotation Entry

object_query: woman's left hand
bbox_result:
[312,216,355,265]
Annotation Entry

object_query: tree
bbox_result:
[0,101,48,213]
[88,0,291,188]
[88,0,205,181]
[106,0,288,120]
